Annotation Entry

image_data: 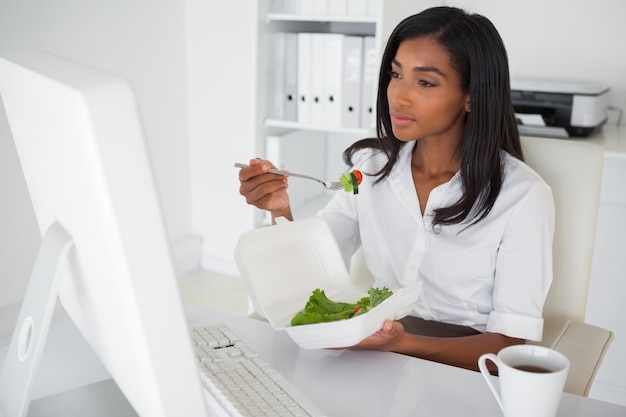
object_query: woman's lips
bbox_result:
[390,112,415,126]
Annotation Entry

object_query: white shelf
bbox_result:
[267,13,377,24]
[253,1,437,228]
[265,119,368,136]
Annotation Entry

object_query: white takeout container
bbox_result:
[234,216,421,349]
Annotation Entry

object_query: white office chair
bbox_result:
[520,135,613,396]
[349,135,613,396]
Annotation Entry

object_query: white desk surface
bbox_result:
[11,305,625,417]
[521,125,626,159]
[566,125,626,158]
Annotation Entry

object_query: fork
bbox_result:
[234,163,345,191]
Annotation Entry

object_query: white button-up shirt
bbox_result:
[318,142,554,341]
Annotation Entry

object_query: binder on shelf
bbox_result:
[309,33,325,126]
[341,35,364,129]
[360,36,377,129]
[347,0,368,16]
[266,27,376,130]
[284,33,298,121]
[311,0,328,15]
[366,0,381,16]
[267,32,286,120]
[269,0,285,13]
[296,0,315,15]
[267,32,297,121]
[297,32,312,125]
[321,34,344,127]
[328,0,347,16]
[281,1,297,14]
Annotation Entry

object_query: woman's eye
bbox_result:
[418,80,436,87]
[388,70,402,79]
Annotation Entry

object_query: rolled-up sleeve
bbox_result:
[486,183,555,341]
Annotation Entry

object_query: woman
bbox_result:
[238,6,554,371]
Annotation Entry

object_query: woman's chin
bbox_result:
[391,127,419,142]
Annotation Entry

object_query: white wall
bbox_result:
[0,0,192,237]
[0,0,193,338]
[186,0,259,275]
[447,0,626,124]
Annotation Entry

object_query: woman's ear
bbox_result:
[465,95,471,113]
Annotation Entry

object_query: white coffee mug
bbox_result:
[478,344,570,417]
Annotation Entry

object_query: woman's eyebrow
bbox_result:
[414,66,446,77]
[391,59,445,77]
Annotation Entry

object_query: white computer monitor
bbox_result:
[0,49,209,416]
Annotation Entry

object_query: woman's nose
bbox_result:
[390,84,410,107]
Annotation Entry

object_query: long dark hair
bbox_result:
[344,6,522,226]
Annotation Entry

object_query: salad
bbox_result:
[338,170,362,194]
[290,287,393,326]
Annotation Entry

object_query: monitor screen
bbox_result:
[0,49,208,416]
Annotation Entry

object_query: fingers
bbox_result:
[241,178,288,209]
[239,158,271,181]
[382,319,396,332]
[238,159,287,196]
[237,158,289,212]
[346,320,403,352]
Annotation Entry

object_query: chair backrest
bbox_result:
[520,136,604,346]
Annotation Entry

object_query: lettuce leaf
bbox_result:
[290,287,393,326]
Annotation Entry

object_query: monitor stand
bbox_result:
[0,222,73,417]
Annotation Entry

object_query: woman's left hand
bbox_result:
[348,320,405,352]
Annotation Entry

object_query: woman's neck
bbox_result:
[411,138,461,179]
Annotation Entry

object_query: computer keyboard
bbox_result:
[191,324,326,417]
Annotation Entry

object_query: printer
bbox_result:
[511,79,609,138]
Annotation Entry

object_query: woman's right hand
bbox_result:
[237,158,293,222]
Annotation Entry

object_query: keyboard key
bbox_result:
[191,323,325,417]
